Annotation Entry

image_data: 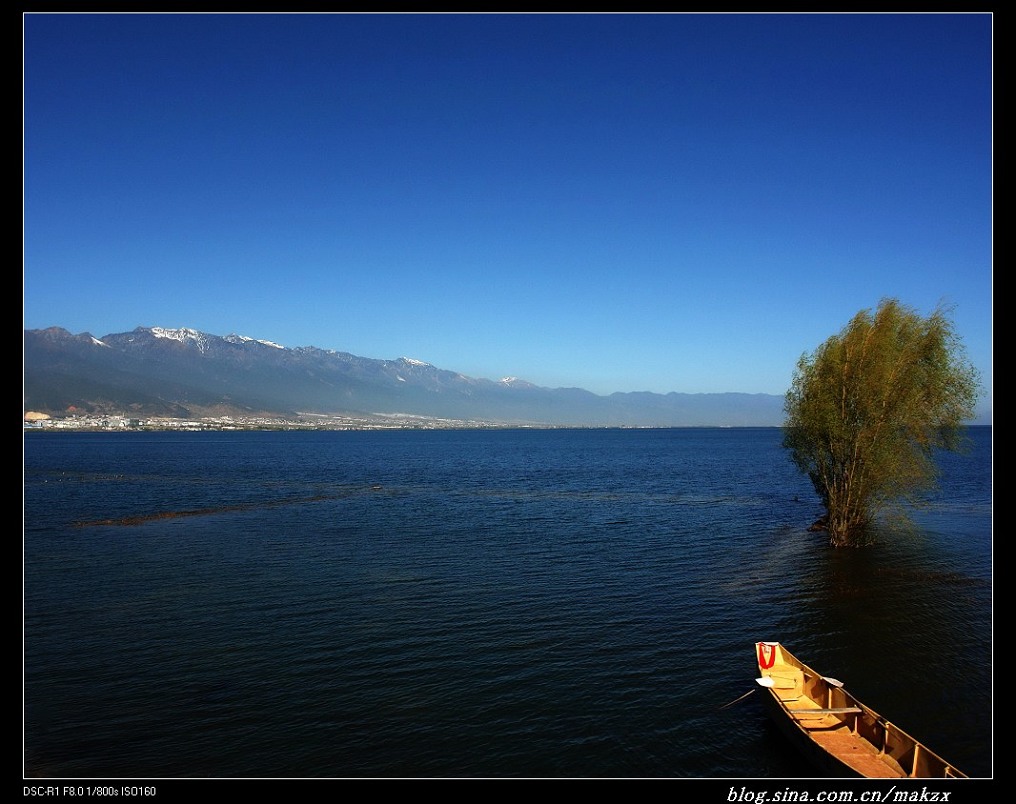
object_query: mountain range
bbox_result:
[24,325,789,427]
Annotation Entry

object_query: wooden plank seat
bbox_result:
[787,707,863,717]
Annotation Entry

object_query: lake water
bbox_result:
[23,427,992,779]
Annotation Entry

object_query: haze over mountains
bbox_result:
[21,325,803,427]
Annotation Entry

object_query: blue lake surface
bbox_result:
[23,427,992,778]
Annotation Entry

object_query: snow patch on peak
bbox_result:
[500,376,537,389]
[150,327,213,352]
[91,337,109,347]
[225,333,285,349]
[151,326,203,342]
[399,357,431,367]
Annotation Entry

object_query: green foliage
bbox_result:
[783,298,980,547]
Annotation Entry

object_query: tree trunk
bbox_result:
[825,504,869,547]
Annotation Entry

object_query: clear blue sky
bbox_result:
[23,12,993,414]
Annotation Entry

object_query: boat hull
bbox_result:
[754,642,966,779]
[757,678,875,777]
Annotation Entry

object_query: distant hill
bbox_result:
[24,325,790,426]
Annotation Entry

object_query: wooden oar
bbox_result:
[754,674,843,687]
[719,688,758,710]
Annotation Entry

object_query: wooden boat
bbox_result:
[754,642,967,778]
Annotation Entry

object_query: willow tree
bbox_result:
[783,298,979,547]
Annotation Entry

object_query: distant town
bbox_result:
[22,410,536,432]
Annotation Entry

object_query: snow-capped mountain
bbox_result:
[23,325,786,426]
